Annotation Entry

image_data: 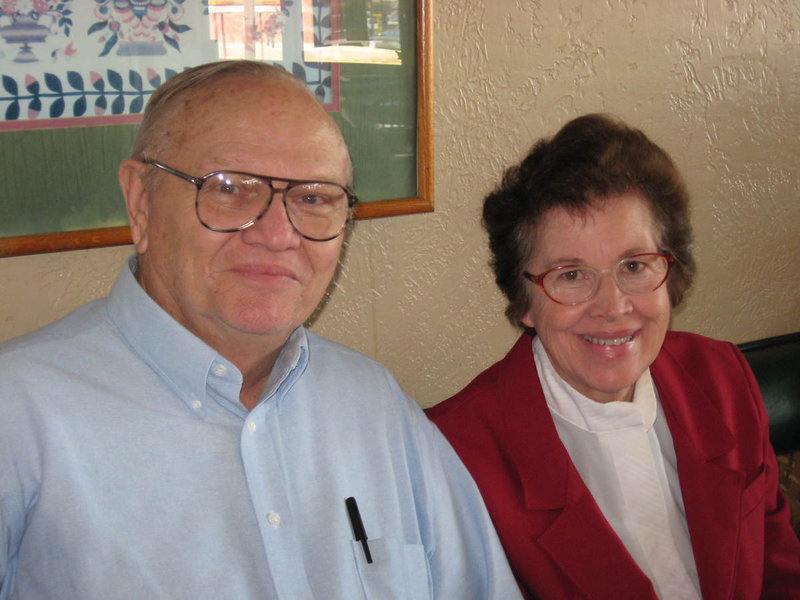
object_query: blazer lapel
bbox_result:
[497,334,657,599]
[496,335,568,511]
[652,349,743,600]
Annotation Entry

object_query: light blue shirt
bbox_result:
[0,259,520,600]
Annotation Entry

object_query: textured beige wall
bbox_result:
[1,1,798,408]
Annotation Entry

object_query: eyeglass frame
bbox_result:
[523,252,676,306]
[142,159,358,242]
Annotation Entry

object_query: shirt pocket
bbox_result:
[350,536,432,600]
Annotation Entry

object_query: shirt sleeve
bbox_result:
[0,394,36,599]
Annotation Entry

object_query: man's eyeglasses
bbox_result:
[524,252,675,306]
[143,160,358,242]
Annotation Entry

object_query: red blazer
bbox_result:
[428,331,800,599]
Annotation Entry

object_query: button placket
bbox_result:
[240,403,315,599]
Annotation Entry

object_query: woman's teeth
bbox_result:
[581,335,633,346]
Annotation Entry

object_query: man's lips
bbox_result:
[228,264,299,282]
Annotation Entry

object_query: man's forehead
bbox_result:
[172,78,333,137]
[159,78,349,181]
[183,74,311,108]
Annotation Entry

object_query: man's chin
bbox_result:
[226,307,303,339]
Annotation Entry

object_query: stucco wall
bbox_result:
[1,0,798,408]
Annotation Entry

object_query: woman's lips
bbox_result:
[580,333,635,346]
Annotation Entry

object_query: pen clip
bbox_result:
[345,496,373,564]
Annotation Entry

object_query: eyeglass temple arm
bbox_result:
[144,160,205,189]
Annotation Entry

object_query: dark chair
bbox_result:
[738,332,800,536]
[738,332,800,456]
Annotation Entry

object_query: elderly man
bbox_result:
[0,61,520,599]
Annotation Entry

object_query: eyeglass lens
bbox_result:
[197,172,351,240]
[543,254,670,305]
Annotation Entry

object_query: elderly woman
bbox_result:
[428,114,800,599]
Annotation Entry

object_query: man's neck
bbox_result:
[240,379,269,412]
[221,339,284,411]
[134,258,291,411]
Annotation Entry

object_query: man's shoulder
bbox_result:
[0,298,119,391]
[1,298,109,359]
[302,329,417,412]
[0,298,119,431]
[305,329,392,375]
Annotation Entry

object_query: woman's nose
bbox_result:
[589,272,632,318]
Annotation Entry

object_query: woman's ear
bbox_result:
[521,312,535,329]
[119,159,151,255]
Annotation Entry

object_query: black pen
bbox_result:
[345,496,373,564]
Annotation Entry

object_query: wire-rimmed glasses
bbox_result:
[144,160,358,242]
[524,252,675,305]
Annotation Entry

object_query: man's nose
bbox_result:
[240,192,301,248]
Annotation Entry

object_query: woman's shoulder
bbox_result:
[427,359,503,422]
[663,329,737,350]
[656,330,756,400]
[660,330,743,368]
[428,333,537,429]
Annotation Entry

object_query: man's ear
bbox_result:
[119,159,151,255]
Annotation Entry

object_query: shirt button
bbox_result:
[267,511,281,527]
[191,400,202,411]
[212,363,227,377]
[247,420,256,433]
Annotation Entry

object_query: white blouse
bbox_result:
[533,336,701,599]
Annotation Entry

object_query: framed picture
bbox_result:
[0,0,432,257]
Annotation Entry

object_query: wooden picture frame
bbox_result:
[0,0,432,257]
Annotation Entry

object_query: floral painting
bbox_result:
[0,0,338,130]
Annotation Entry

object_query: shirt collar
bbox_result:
[106,256,308,416]
[533,336,657,433]
[261,326,308,406]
